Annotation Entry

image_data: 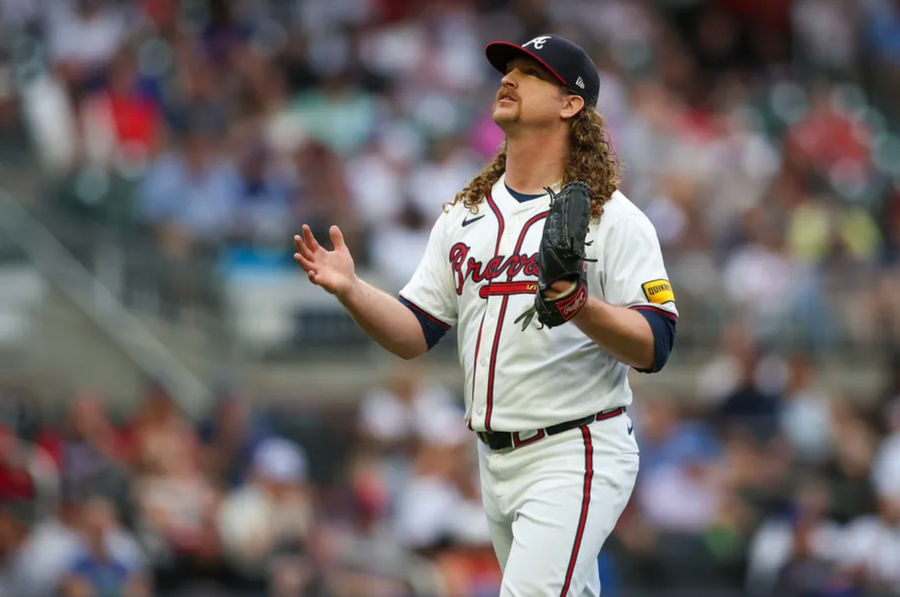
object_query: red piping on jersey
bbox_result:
[630,304,678,321]
[470,189,505,431]
[398,294,452,328]
[483,204,549,431]
[511,210,549,262]
[479,190,505,431]
[478,281,539,298]
[560,426,594,597]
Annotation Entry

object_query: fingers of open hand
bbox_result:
[301,225,320,252]
[293,251,316,274]
[293,235,311,260]
[294,226,320,260]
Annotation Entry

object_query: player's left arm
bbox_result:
[565,297,656,370]
[550,212,677,372]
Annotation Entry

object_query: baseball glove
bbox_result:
[515,181,593,330]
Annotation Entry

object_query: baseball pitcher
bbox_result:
[293,34,678,596]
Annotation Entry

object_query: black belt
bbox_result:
[477,406,626,451]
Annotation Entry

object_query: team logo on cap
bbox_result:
[523,35,551,50]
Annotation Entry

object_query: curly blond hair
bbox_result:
[445,108,620,219]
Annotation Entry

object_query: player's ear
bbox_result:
[560,94,585,120]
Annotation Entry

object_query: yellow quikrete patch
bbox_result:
[641,279,675,304]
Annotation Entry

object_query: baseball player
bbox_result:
[293,34,677,596]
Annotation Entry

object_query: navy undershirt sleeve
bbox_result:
[399,297,449,350]
[633,308,677,373]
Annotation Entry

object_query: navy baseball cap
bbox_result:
[486,34,600,106]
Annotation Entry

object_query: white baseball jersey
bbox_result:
[399,173,677,433]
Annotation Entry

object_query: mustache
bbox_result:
[495,88,518,102]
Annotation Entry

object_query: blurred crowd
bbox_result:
[0,0,898,350]
[2,0,900,596]
[2,341,900,597]
[0,368,494,597]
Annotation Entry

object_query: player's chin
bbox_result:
[491,106,517,126]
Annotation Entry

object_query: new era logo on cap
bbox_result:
[485,34,600,106]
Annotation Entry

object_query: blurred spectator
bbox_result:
[871,388,900,504]
[345,131,417,231]
[58,388,130,515]
[18,67,80,173]
[825,401,879,522]
[10,487,144,597]
[746,476,846,596]
[368,200,431,293]
[0,0,44,29]
[199,389,272,488]
[358,364,462,455]
[0,389,58,538]
[132,449,221,589]
[230,139,295,246]
[80,46,162,175]
[792,0,860,76]
[8,491,82,597]
[137,116,240,252]
[862,0,900,120]
[783,83,875,202]
[0,44,21,157]
[391,433,496,596]
[779,353,834,463]
[127,380,197,474]
[292,138,360,253]
[406,136,480,217]
[721,206,797,345]
[0,504,25,597]
[696,322,757,406]
[59,496,150,597]
[47,0,128,99]
[129,382,221,588]
[716,344,782,442]
[392,433,484,551]
[291,73,376,156]
[217,437,314,593]
[841,482,900,594]
[165,52,230,144]
[635,399,724,534]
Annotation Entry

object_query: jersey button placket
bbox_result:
[474,297,494,427]
[480,297,496,368]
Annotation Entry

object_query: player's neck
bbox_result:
[504,131,568,195]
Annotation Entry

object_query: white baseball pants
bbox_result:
[477,412,639,596]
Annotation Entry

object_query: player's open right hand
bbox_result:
[293,224,357,298]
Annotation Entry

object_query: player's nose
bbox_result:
[500,69,520,86]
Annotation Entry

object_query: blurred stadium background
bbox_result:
[0,0,899,596]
